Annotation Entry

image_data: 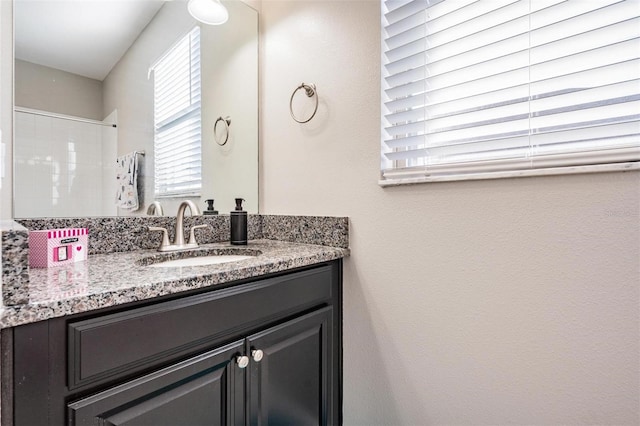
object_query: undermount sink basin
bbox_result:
[148,255,254,268]
[137,248,261,268]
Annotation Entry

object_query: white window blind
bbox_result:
[381,0,640,185]
[153,26,202,197]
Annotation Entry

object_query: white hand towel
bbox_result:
[115,152,140,210]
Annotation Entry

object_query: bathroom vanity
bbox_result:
[0,229,348,426]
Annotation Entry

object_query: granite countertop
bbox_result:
[0,239,349,329]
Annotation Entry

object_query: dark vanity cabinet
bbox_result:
[68,341,245,425]
[1,260,342,426]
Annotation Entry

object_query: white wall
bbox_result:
[259,1,640,425]
[13,111,114,217]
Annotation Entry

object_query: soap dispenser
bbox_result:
[203,199,218,215]
[230,198,247,245]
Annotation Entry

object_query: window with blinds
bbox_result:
[153,26,202,197]
[381,0,640,185]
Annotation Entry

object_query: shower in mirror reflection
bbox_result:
[12,0,259,218]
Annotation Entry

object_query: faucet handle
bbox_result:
[188,224,209,245]
[148,226,170,249]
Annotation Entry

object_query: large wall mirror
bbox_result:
[13,0,258,218]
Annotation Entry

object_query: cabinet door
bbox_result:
[67,340,245,426]
[248,307,333,426]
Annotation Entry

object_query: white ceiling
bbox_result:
[14,0,166,81]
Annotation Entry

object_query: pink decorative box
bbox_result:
[29,228,89,268]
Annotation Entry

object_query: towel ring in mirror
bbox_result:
[214,116,231,146]
[290,83,318,123]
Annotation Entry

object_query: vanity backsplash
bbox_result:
[1,215,349,306]
[16,215,348,254]
[17,216,259,254]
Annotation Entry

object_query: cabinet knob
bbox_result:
[236,355,249,369]
[251,349,264,362]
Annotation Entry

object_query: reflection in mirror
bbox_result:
[13,0,258,218]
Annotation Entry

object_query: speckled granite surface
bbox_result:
[17,214,346,253]
[1,221,30,305]
[0,239,349,329]
[17,215,263,254]
[1,214,348,321]
[261,215,349,249]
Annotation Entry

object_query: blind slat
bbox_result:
[381,0,640,182]
[154,27,202,197]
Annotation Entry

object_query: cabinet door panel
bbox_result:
[248,307,332,426]
[68,341,244,426]
[67,265,333,389]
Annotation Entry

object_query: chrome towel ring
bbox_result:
[290,83,318,123]
[214,116,231,146]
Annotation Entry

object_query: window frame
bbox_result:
[380,0,640,187]
[152,26,203,198]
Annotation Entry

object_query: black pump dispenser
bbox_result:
[203,199,218,215]
[230,198,247,245]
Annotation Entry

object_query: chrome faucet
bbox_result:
[146,201,164,216]
[149,200,209,252]
[173,200,201,247]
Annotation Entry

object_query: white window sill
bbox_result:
[154,193,202,199]
[379,162,640,187]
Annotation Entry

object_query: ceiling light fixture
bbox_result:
[187,0,228,25]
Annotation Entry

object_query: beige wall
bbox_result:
[102,0,189,216]
[201,0,258,215]
[259,1,640,424]
[103,0,258,216]
[14,59,103,120]
[0,0,639,423]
